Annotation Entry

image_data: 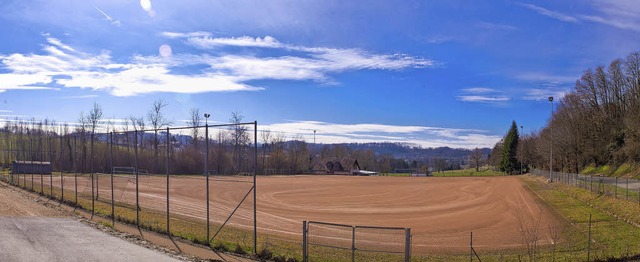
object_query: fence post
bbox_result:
[134,130,139,226]
[405,228,411,262]
[254,121,258,255]
[470,231,473,262]
[205,123,209,245]
[40,138,46,194]
[48,137,51,196]
[626,178,629,201]
[587,214,592,262]
[91,132,94,217]
[165,127,170,235]
[302,221,308,262]
[74,135,78,206]
[615,177,618,199]
[60,136,63,203]
[351,226,356,262]
[110,132,114,226]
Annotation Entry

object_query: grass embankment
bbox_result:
[521,175,640,261]
[582,163,640,179]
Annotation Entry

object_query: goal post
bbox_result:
[112,166,136,175]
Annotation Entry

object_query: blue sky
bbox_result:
[1,0,639,149]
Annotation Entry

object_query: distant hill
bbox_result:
[310,142,491,162]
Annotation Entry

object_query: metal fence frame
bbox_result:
[302,220,411,262]
[532,169,640,205]
[1,122,259,254]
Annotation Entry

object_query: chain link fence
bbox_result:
[303,221,411,262]
[0,122,259,255]
[532,169,640,205]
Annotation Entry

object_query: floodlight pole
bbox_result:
[204,113,210,245]
[549,96,553,182]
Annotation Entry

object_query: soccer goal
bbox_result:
[112,166,136,175]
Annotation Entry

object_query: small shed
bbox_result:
[11,161,52,175]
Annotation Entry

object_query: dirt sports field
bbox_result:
[34,174,560,252]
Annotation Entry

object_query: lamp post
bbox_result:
[203,113,210,243]
[520,125,523,175]
[548,96,553,182]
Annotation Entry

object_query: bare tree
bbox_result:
[470,148,484,172]
[129,116,145,155]
[229,111,249,173]
[147,99,172,172]
[260,129,272,175]
[87,102,103,134]
[77,112,89,173]
[189,107,201,149]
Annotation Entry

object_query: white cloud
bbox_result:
[457,87,509,104]
[580,14,640,32]
[160,31,212,39]
[520,1,640,32]
[458,95,510,103]
[518,3,579,23]
[515,72,577,83]
[461,87,497,94]
[0,35,431,96]
[187,35,283,49]
[0,110,12,113]
[262,121,499,149]
[58,95,99,99]
[523,87,570,101]
[476,22,519,31]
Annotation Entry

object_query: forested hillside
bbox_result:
[509,51,640,175]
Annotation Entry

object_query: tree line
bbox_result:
[491,51,640,174]
[0,100,418,175]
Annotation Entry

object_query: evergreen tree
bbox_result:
[500,121,519,174]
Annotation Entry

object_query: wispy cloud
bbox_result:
[518,3,579,23]
[457,87,510,104]
[523,87,570,101]
[59,95,99,99]
[519,1,640,32]
[476,22,519,31]
[0,110,13,113]
[515,72,577,84]
[579,1,640,31]
[186,35,283,49]
[262,121,500,149]
[160,31,212,39]
[0,34,432,96]
[458,96,510,103]
[461,87,498,94]
[95,7,121,27]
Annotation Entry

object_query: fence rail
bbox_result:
[0,122,259,255]
[532,169,640,204]
[302,220,411,262]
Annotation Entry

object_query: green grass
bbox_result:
[433,168,504,177]
[520,175,640,261]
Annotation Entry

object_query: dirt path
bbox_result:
[0,182,184,262]
[0,182,66,217]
